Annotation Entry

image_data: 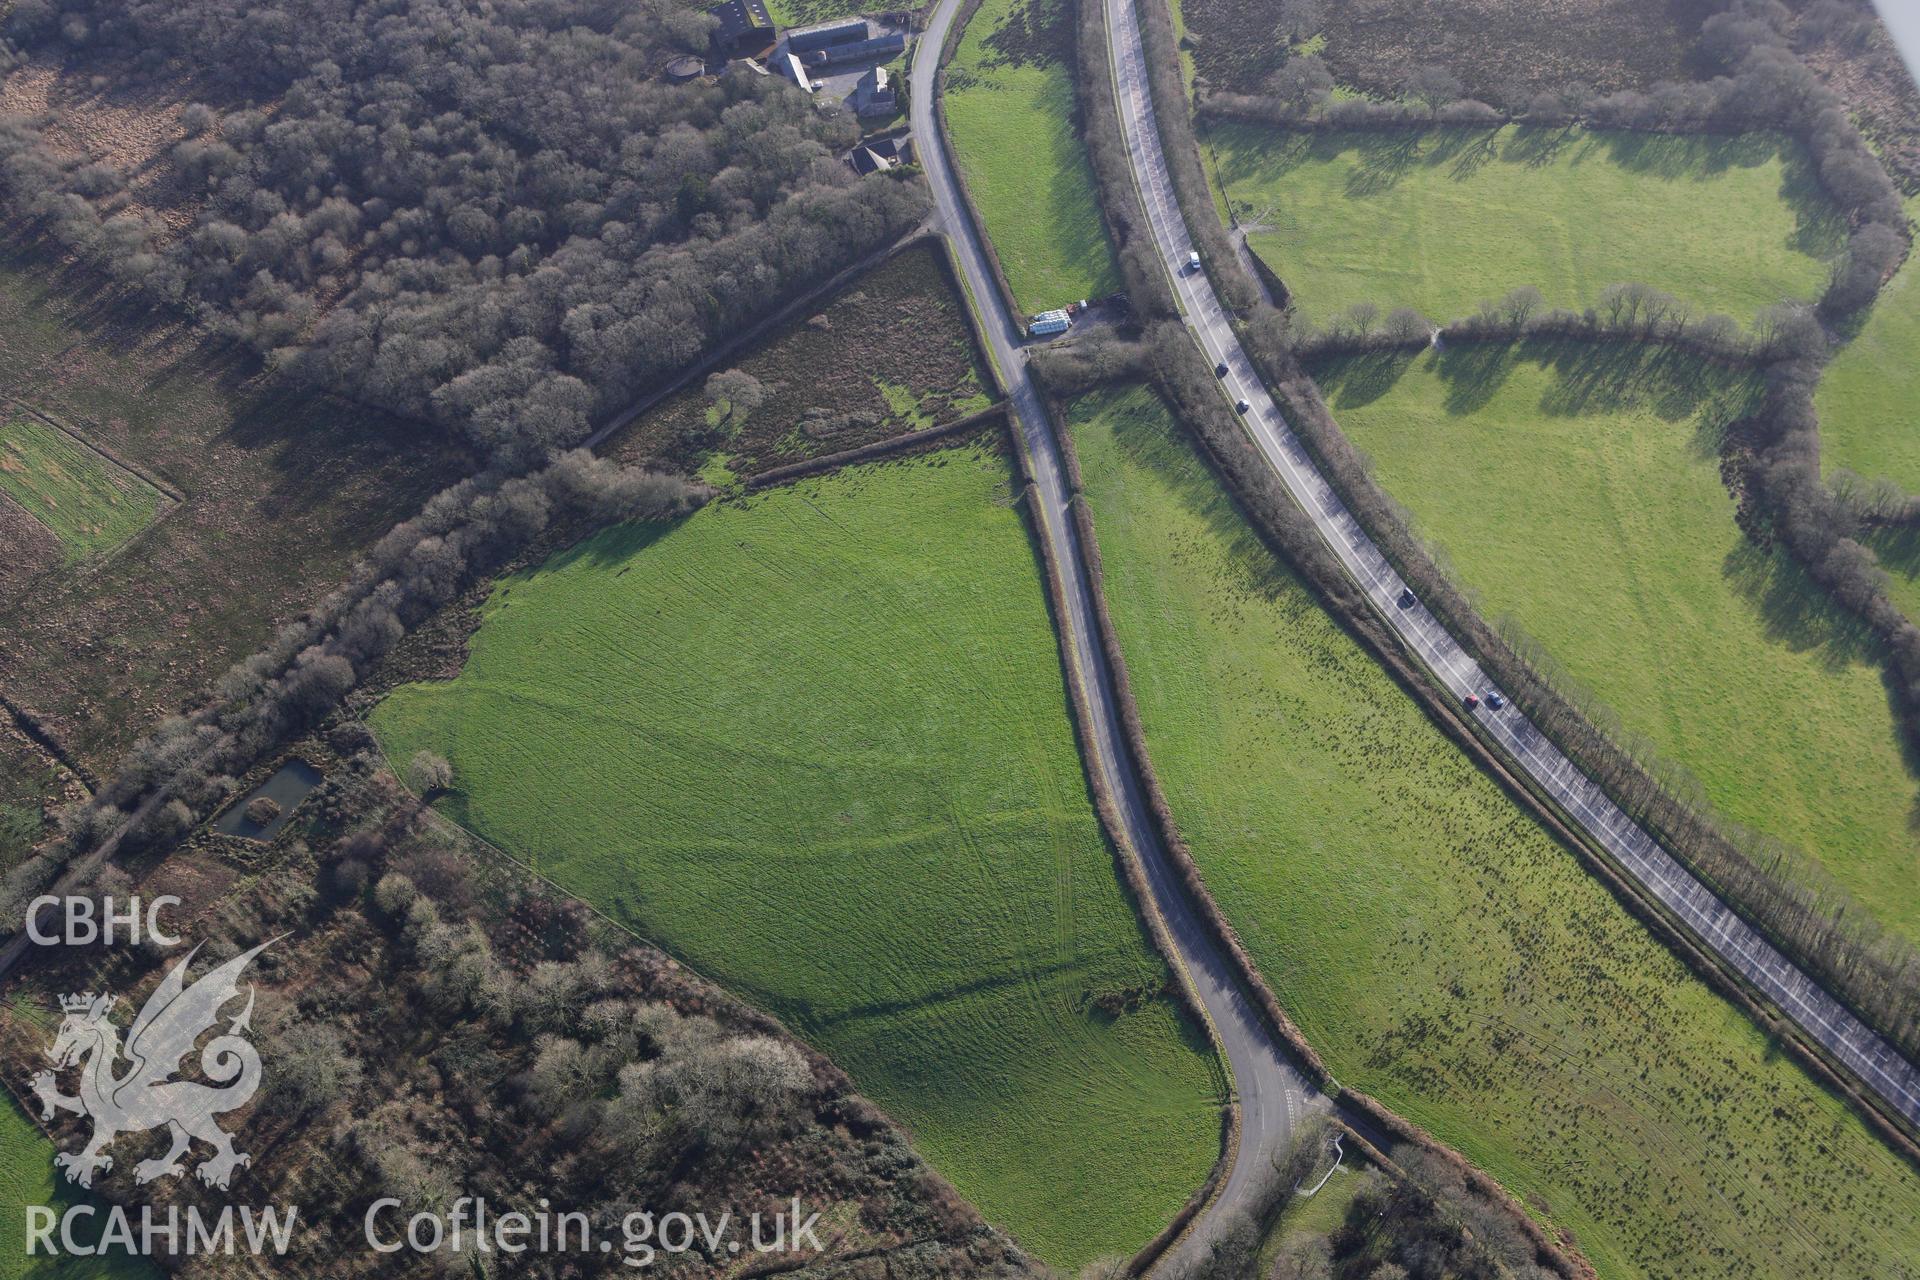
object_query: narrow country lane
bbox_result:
[910,0,1327,1260]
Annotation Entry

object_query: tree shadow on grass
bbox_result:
[1441,129,1503,182]
[1591,129,1775,181]
[1501,123,1578,169]
[1094,387,1297,612]
[1776,144,1849,262]
[1526,338,1760,431]
[1430,339,1520,416]
[1305,347,1420,411]
[1344,131,1429,199]
[1870,526,1920,583]
[1720,540,1881,673]
[527,517,685,578]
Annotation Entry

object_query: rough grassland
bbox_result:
[371,447,1220,1268]
[1310,343,1919,943]
[1208,124,1843,326]
[608,243,991,479]
[1071,385,1920,1280]
[0,413,159,561]
[1817,199,1920,492]
[944,0,1122,313]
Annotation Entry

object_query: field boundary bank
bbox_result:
[1106,0,1920,1156]
[744,403,1009,489]
[1119,0,1920,1080]
[0,687,98,793]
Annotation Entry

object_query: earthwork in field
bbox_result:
[1069,384,1920,1280]
[1207,124,1844,328]
[943,0,1122,314]
[371,444,1221,1269]
[606,243,993,482]
[1306,340,1920,945]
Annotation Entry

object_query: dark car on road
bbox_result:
[1215,362,1229,377]
[1234,399,1250,414]
[1485,692,1505,710]
[1397,588,1415,609]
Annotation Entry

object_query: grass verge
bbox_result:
[1307,340,1919,944]
[1208,123,1843,327]
[370,444,1220,1268]
[944,0,1122,313]
[1070,383,1920,1280]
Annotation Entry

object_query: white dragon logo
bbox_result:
[30,939,275,1192]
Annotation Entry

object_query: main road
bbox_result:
[1096,0,1920,1127]
[910,0,1323,1252]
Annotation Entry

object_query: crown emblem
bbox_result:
[58,992,99,1013]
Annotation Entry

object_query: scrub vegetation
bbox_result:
[607,243,993,478]
[372,446,1221,1269]
[1208,123,1842,327]
[1070,384,1920,1280]
[945,0,1123,313]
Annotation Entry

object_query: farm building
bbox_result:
[787,17,870,54]
[707,0,775,56]
[850,145,897,176]
[804,31,906,68]
[782,51,815,91]
[1027,310,1071,337]
[856,64,897,116]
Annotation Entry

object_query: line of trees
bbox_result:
[0,0,926,467]
[1292,282,1825,365]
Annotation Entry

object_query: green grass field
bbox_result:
[1307,341,1919,943]
[1817,199,1920,492]
[944,0,1122,314]
[371,445,1220,1268]
[1207,124,1843,326]
[1069,385,1920,1280]
[0,1093,155,1278]
[0,414,159,562]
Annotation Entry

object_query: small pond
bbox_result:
[213,758,323,842]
